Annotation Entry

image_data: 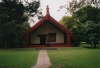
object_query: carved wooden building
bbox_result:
[25,6,72,47]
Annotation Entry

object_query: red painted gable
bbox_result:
[30,6,70,34]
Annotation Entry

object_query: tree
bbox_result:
[71,26,84,47]
[73,6,100,23]
[60,16,78,30]
[0,0,40,48]
[66,0,100,15]
[82,22,100,48]
[60,16,82,47]
[73,6,100,48]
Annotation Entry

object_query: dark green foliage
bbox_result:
[73,6,100,48]
[73,6,100,23]
[82,22,100,48]
[0,0,40,48]
[71,27,83,47]
[24,0,40,16]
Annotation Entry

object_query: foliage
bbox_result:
[71,27,83,47]
[60,16,78,30]
[73,6,100,23]
[60,16,84,46]
[82,22,100,48]
[60,16,82,47]
[73,6,100,48]
[0,0,40,48]
[67,0,100,15]
[23,0,41,17]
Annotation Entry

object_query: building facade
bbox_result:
[25,6,72,47]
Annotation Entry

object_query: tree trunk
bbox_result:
[90,41,97,48]
[93,41,97,48]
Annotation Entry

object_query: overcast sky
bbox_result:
[22,0,72,26]
[29,0,72,26]
[40,0,69,21]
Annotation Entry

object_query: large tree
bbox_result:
[73,6,100,48]
[0,0,40,48]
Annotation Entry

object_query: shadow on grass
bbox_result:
[83,46,100,49]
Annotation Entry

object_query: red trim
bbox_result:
[27,44,71,48]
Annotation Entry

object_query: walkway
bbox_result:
[32,50,52,68]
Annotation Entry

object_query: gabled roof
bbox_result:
[29,6,71,34]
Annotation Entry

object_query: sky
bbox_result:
[29,0,71,26]
[40,0,69,21]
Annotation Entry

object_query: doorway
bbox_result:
[39,35,47,45]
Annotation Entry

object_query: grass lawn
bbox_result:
[48,47,100,68]
[0,48,38,68]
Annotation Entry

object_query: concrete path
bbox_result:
[32,50,52,68]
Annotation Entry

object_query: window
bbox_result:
[48,33,56,42]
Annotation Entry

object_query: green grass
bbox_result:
[0,48,38,68]
[48,47,100,68]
